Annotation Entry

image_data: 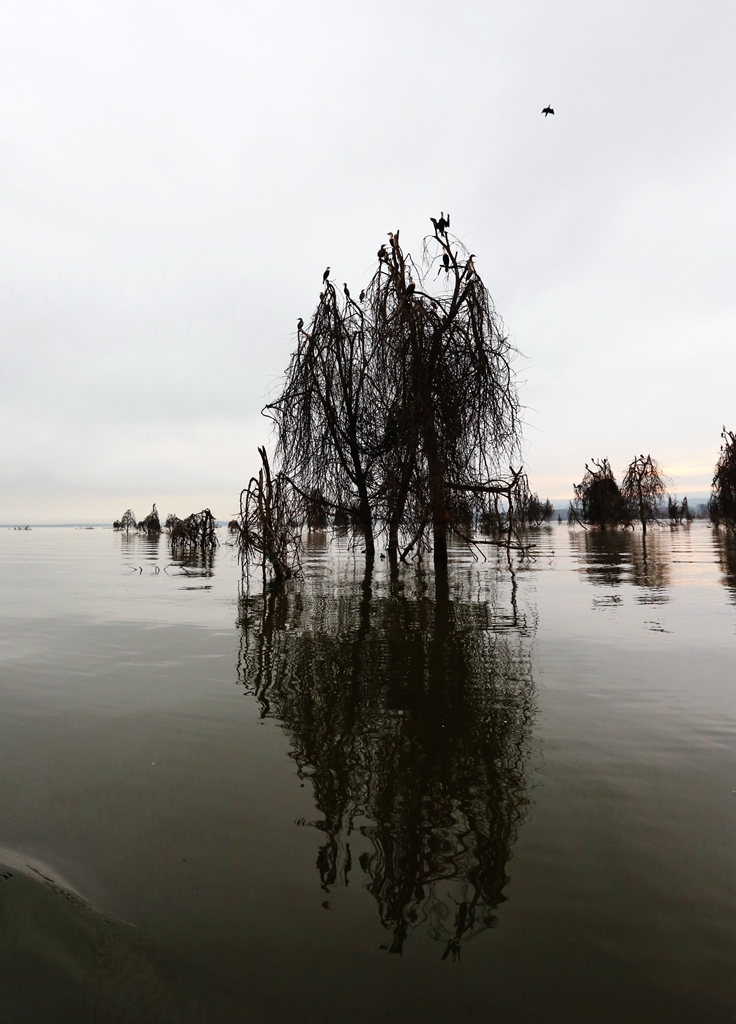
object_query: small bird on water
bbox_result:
[542,105,554,117]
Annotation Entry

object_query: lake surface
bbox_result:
[0,524,733,1022]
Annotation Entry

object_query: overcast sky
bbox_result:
[1,0,734,522]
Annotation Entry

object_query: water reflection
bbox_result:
[570,529,670,605]
[712,529,736,603]
[237,560,536,958]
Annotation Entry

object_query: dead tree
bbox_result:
[267,282,379,556]
[568,458,627,530]
[168,509,218,557]
[621,454,667,534]
[114,509,137,533]
[710,427,736,530]
[238,447,302,582]
[137,503,162,537]
[266,220,522,566]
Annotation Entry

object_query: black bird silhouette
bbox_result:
[377,244,388,262]
[542,105,554,117]
[359,289,365,302]
[343,283,350,299]
[297,317,304,331]
[323,266,330,283]
[406,277,416,298]
[434,211,449,236]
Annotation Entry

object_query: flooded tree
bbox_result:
[621,454,667,534]
[709,427,736,530]
[237,447,302,582]
[568,458,627,530]
[167,509,218,557]
[137,503,162,537]
[667,495,693,527]
[113,509,137,533]
[266,219,523,566]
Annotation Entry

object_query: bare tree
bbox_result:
[568,458,627,530]
[266,219,522,566]
[621,454,667,534]
[710,427,736,530]
[168,509,218,556]
[237,447,303,582]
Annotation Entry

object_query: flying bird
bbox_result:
[323,266,331,283]
[542,105,554,117]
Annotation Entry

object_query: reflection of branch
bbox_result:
[235,563,536,957]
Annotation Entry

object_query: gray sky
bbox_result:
[1,0,734,522]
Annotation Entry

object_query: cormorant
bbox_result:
[297,317,304,331]
[406,277,416,298]
[323,266,331,283]
[437,211,450,235]
[377,244,388,262]
[343,283,350,299]
[465,254,476,276]
[542,105,554,116]
[442,252,450,274]
[359,289,366,302]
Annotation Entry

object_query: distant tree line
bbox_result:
[568,427,736,532]
[113,503,219,556]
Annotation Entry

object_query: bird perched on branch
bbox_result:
[297,317,304,331]
[465,254,476,276]
[343,283,350,300]
[436,211,450,236]
[323,266,331,283]
[406,276,416,298]
[542,105,554,116]
[359,289,365,302]
[377,244,388,262]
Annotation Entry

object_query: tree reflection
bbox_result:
[570,530,670,604]
[236,560,535,958]
[713,529,736,603]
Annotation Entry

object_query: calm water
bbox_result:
[0,524,733,1022]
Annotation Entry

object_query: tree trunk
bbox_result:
[419,382,449,566]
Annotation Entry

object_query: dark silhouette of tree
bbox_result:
[114,508,137,533]
[709,427,736,530]
[668,495,693,527]
[568,458,627,529]
[621,454,667,534]
[137,503,161,537]
[167,509,218,556]
[236,554,535,957]
[265,220,522,566]
[237,447,302,582]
